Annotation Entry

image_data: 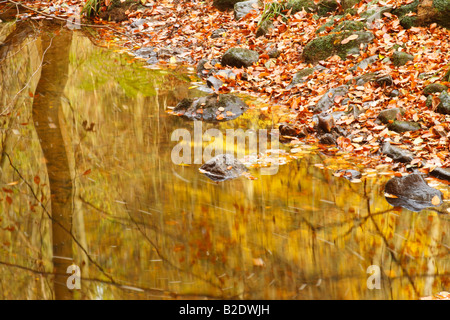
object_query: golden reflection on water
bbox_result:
[0,22,449,300]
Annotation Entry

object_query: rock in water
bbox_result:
[199,154,248,181]
[384,173,443,212]
[174,94,248,121]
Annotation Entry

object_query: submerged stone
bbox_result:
[384,173,443,212]
[199,154,248,181]
[335,169,362,181]
[174,93,248,121]
[429,167,450,182]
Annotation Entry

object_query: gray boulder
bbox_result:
[384,173,443,212]
[377,108,405,124]
[222,47,259,68]
[392,51,414,67]
[381,141,414,163]
[423,83,448,95]
[234,0,259,20]
[287,68,314,89]
[200,154,248,182]
[388,121,421,133]
[437,91,450,114]
[350,55,378,71]
[313,85,348,113]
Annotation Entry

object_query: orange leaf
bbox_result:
[431,195,441,206]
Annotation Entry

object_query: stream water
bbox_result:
[0,21,448,299]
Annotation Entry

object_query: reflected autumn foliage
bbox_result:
[0,21,449,300]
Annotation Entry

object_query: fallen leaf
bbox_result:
[341,34,358,45]
[431,195,440,206]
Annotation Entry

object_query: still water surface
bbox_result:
[0,22,448,299]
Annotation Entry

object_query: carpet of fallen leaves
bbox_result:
[7,0,450,179]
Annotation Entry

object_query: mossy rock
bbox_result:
[287,68,314,88]
[436,90,450,114]
[392,0,419,18]
[317,0,339,16]
[443,68,450,81]
[256,19,274,37]
[302,34,336,62]
[331,20,365,32]
[426,95,433,107]
[392,51,414,67]
[222,47,259,67]
[388,121,421,133]
[344,8,358,15]
[341,0,361,10]
[423,83,448,95]
[417,0,450,29]
[400,16,418,29]
[360,5,393,24]
[433,0,450,29]
[303,31,374,62]
[98,0,141,21]
[285,0,317,13]
[213,0,245,11]
[316,15,342,33]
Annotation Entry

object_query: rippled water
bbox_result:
[0,20,449,300]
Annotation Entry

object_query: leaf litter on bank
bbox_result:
[9,0,450,185]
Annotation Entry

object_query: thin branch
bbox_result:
[3,152,115,283]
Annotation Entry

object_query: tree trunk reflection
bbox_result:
[32,27,74,300]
